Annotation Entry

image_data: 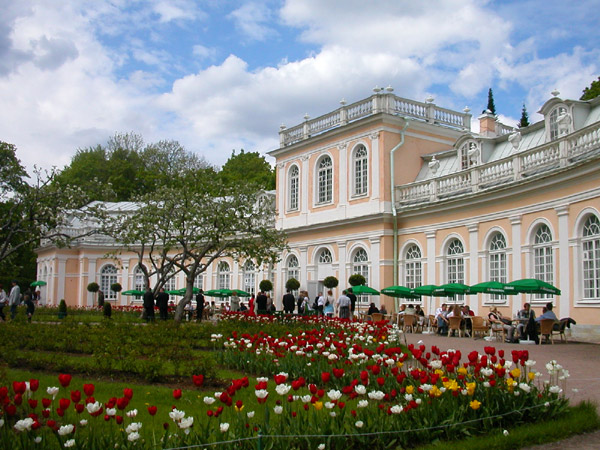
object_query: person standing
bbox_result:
[347,288,357,317]
[8,280,21,320]
[143,286,155,322]
[97,289,105,307]
[156,287,169,320]
[316,291,325,316]
[24,289,34,322]
[282,289,295,314]
[256,290,268,314]
[338,290,351,319]
[0,284,8,321]
[230,292,240,312]
[196,289,205,321]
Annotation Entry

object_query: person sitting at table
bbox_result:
[516,303,535,338]
[367,302,379,316]
[404,304,416,315]
[461,304,474,334]
[535,302,558,322]
[488,307,515,342]
[379,304,388,315]
[435,303,449,336]
[445,304,463,336]
[414,304,427,327]
[239,302,248,312]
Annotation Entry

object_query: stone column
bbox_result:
[337,241,347,295]
[425,231,436,315]
[555,205,570,319]
[370,132,380,201]
[57,256,67,305]
[467,223,479,315]
[510,216,522,279]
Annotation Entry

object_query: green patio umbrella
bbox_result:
[411,284,448,296]
[172,287,201,296]
[165,289,183,295]
[469,281,517,295]
[349,285,380,295]
[381,285,420,299]
[204,289,251,298]
[30,280,47,287]
[433,283,471,296]
[122,289,145,296]
[506,278,561,295]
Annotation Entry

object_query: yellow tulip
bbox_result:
[470,400,481,410]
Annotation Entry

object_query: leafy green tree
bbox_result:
[259,279,273,292]
[108,173,286,322]
[286,278,300,291]
[581,76,600,101]
[219,150,275,190]
[323,276,339,289]
[0,142,105,275]
[485,88,496,115]
[518,103,530,128]
[348,274,366,286]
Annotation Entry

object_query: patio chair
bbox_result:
[470,316,489,339]
[403,314,417,333]
[490,322,506,342]
[371,312,384,322]
[428,315,438,334]
[539,319,560,344]
[447,316,463,337]
[554,319,568,343]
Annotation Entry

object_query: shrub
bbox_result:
[110,282,122,293]
[87,282,99,293]
[259,279,273,292]
[58,299,67,319]
[103,302,112,318]
[348,274,366,286]
[323,276,339,289]
[286,278,300,291]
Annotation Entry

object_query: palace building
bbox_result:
[36,87,600,339]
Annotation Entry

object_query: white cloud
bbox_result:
[228,3,277,42]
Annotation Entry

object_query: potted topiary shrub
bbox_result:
[348,274,366,287]
[58,299,67,319]
[110,283,122,303]
[87,282,100,306]
[103,301,112,319]
[323,276,339,290]
[259,279,273,293]
[285,278,300,292]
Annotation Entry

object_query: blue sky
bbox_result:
[1,0,598,172]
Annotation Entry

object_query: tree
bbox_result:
[0,142,105,274]
[581,76,600,101]
[259,279,273,292]
[219,150,275,190]
[518,103,530,128]
[323,276,339,289]
[87,282,99,306]
[286,278,300,291]
[485,88,496,115]
[109,173,287,322]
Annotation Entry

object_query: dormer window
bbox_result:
[459,140,479,170]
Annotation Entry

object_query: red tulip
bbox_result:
[58,374,72,388]
[116,415,123,424]
[0,386,8,400]
[28,399,38,409]
[13,381,26,395]
[13,394,22,405]
[332,368,344,378]
[192,374,204,387]
[173,389,182,400]
[42,409,50,418]
[56,407,65,417]
[29,379,40,392]
[321,372,331,384]
[83,384,95,397]
[75,403,84,414]
[148,405,157,416]
[5,404,17,416]
[123,388,133,399]
[70,390,81,403]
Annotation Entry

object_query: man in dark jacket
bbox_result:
[196,289,205,321]
[347,288,357,318]
[156,287,169,320]
[256,291,268,313]
[282,289,295,314]
[143,286,155,322]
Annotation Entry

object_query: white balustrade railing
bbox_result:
[396,121,600,207]
[279,93,472,146]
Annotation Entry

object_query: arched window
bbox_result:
[287,255,299,283]
[194,273,204,291]
[405,245,422,289]
[134,266,146,296]
[352,248,369,282]
[164,271,176,292]
[533,225,553,300]
[459,141,478,170]
[100,265,118,300]
[489,233,507,302]
[549,106,567,140]
[447,239,465,301]
[288,165,299,211]
[583,215,600,299]
[353,145,368,196]
[318,248,332,264]
[243,260,256,296]
[218,261,231,290]
[317,156,333,204]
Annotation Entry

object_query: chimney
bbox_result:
[478,110,498,137]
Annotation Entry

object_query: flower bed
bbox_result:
[0,314,570,449]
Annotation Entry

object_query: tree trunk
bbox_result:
[174,278,195,322]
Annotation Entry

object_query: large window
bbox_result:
[352,248,370,306]
[243,260,256,296]
[217,262,231,290]
[318,248,332,264]
[194,274,204,291]
[549,106,567,140]
[533,225,554,301]
[446,239,465,302]
[353,145,368,196]
[134,266,145,292]
[489,233,507,303]
[404,245,422,289]
[288,165,299,211]
[583,215,600,299]
[287,255,299,283]
[164,271,176,292]
[317,156,333,204]
[100,265,118,300]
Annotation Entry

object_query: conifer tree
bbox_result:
[518,103,530,128]
[486,88,496,115]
